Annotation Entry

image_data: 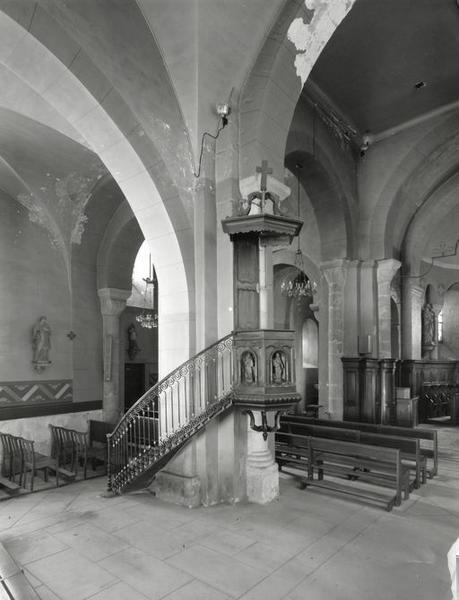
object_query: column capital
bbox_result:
[408,284,425,301]
[376,258,401,284]
[321,258,350,287]
[98,288,131,317]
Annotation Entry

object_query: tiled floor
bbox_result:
[0,449,457,599]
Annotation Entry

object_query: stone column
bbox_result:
[359,260,377,356]
[246,412,278,504]
[376,259,401,358]
[322,260,348,419]
[98,288,131,424]
[401,282,424,359]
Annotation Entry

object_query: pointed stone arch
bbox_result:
[239,0,356,182]
[0,8,195,373]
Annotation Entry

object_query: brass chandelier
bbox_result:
[136,255,158,329]
[281,164,317,299]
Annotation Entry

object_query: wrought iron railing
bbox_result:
[107,334,234,494]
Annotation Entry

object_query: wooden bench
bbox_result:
[280,420,426,489]
[276,432,409,511]
[282,415,438,477]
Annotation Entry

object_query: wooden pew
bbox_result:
[281,415,438,477]
[279,420,425,488]
[276,432,408,511]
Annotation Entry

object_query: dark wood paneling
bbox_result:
[0,400,102,421]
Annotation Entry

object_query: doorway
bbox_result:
[124,363,145,411]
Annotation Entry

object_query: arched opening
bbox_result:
[274,262,319,412]
[121,241,159,412]
[439,283,459,360]
[302,317,319,410]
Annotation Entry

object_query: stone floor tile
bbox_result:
[53,523,130,561]
[3,530,68,565]
[163,579,231,600]
[99,547,192,600]
[167,544,266,597]
[88,581,149,600]
[199,528,256,556]
[234,541,297,573]
[85,505,141,532]
[237,557,307,600]
[26,548,117,600]
[114,520,194,560]
[288,546,451,600]
[23,567,43,588]
[35,585,62,600]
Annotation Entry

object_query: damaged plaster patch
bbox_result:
[17,192,65,253]
[17,164,105,254]
[288,0,355,87]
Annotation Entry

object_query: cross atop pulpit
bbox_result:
[256,160,273,192]
[243,159,277,215]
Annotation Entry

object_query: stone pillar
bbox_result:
[322,260,348,419]
[376,259,401,358]
[342,260,359,356]
[401,282,424,359]
[359,260,377,356]
[97,288,131,424]
[246,412,278,504]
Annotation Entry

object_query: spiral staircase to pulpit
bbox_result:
[107,335,235,495]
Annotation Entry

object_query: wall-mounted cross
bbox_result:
[256,160,273,192]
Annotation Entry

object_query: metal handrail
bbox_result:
[107,333,234,494]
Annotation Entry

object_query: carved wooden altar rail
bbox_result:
[107,334,234,495]
[396,360,459,424]
[420,383,459,424]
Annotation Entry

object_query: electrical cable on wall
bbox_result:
[193,92,233,179]
[193,115,228,179]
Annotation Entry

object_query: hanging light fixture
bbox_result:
[281,163,317,299]
[136,254,158,329]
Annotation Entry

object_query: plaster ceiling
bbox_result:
[310,0,459,135]
[136,0,284,157]
[423,204,459,269]
[0,108,108,247]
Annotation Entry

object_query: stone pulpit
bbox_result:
[222,161,302,503]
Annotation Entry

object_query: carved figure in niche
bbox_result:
[32,316,51,369]
[272,351,286,384]
[422,302,436,347]
[241,351,256,384]
[127,323,141,361]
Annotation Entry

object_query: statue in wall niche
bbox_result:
[32,316,52,372]
[272,351,286,384]
[422,302,436,348]
[127,323,141,361]
[241,351,256,384]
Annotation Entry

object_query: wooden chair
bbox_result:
[21,437,59,491]
[49,421,115,480]
[85,420,115,474]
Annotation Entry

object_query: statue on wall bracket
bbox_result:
[127,323,141,361]
[32,316,52,373]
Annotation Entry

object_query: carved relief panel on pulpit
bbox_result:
[241,350,257,385]
[232,330,299,410]
[269,349,290,385]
